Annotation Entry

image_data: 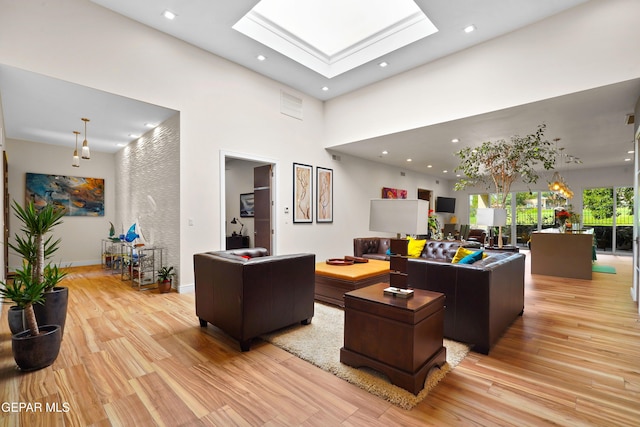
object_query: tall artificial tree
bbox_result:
[454,124,559,245]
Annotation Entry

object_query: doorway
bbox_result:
[220,151,278,255]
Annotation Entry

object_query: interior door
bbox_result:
[254,164,272,254]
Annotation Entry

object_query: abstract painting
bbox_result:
[316,167,333,223]
[293,163,312,223]
[382,187,407,199]
[26,173,105,216]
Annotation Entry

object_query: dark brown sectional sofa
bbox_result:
[354,238,526,354]
[193,248,315,351]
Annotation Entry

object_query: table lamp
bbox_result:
[476,208,507,248]
[369,199,429,237]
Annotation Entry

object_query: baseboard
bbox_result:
[178,282,194,294]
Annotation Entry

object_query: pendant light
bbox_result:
[81,117,91,159]
[72,131,80,167]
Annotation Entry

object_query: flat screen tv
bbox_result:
[436,196,456,213]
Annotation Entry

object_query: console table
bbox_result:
[226,235,250,249]
[340,283,446,394]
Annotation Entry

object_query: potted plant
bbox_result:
[0,264,62,371]
[7,201,67,335]
[454,124,559,247]
[157,266,175,293]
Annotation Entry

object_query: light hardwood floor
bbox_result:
[1,253,639,426]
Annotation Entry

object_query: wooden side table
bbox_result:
[340,283,446,394]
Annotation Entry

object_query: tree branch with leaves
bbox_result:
[454,124,557,208]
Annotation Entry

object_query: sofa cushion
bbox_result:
[452,247,488,264]
[407,237,427,257]
[458,250,485,264]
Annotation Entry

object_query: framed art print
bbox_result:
[316,167,333,223]
[293,162,312,223]
[240,193,254,217]
[26,172,105,216]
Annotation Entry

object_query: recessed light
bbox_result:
[451,138,459,143]
[407,158,412,162]
[117,143,127,147]
[162,10,176,20]
[443,170,448,173]
[322,86,329,91]
[382,150,388,155]
[456,174,461,177]
[464,25,476,33]
[257,54,267,61]
[144,123,156,128]
[628,150,635,154]
[624,158,632,162]
[129,134,139,138]
[427,165,432,168]
[379,61,388,68]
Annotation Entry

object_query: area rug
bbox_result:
[592,264,616,274]
[261,302,470,410]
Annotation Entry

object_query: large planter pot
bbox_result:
[12,325,62,371]
[34,287,69,336]
[8,306,27,335]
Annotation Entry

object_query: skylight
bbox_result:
[233,0,438,78]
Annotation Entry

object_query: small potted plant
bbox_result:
[157,266,175,293]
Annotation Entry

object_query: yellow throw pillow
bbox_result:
[451,247,474,263]
[451,247,488,263]
[406,237,427,258]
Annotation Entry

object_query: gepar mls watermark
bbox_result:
[2,401,70,413]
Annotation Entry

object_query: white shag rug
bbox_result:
[261,302,470,410]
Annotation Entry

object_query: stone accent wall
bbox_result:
[115,113,180,287]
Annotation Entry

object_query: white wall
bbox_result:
[5,139,116,269]
[0,0,636,290]
[324,0,640,146]
[0,0,329,289]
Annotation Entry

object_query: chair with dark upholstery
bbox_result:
[193,248,315,351]
[459,224,470,240]
[467,228,486,244]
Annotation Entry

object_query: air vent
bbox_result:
[400,171,406,176]
[332,154,341,161]
[625,114,635,125]
[281,91,303,120]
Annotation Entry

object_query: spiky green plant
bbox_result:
[11,201,64,284]
[0,264,46,336]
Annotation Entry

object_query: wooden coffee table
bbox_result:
[340,283,446,394]
[314,259,390,307]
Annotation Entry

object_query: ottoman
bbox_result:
[314,259,390,307]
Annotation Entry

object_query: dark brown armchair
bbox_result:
[467,228,487,244]
[194,248,315,351]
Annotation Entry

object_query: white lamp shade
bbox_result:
[476,208,507,227]
[369,199,429,235]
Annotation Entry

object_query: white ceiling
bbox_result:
[0,0,638,179]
